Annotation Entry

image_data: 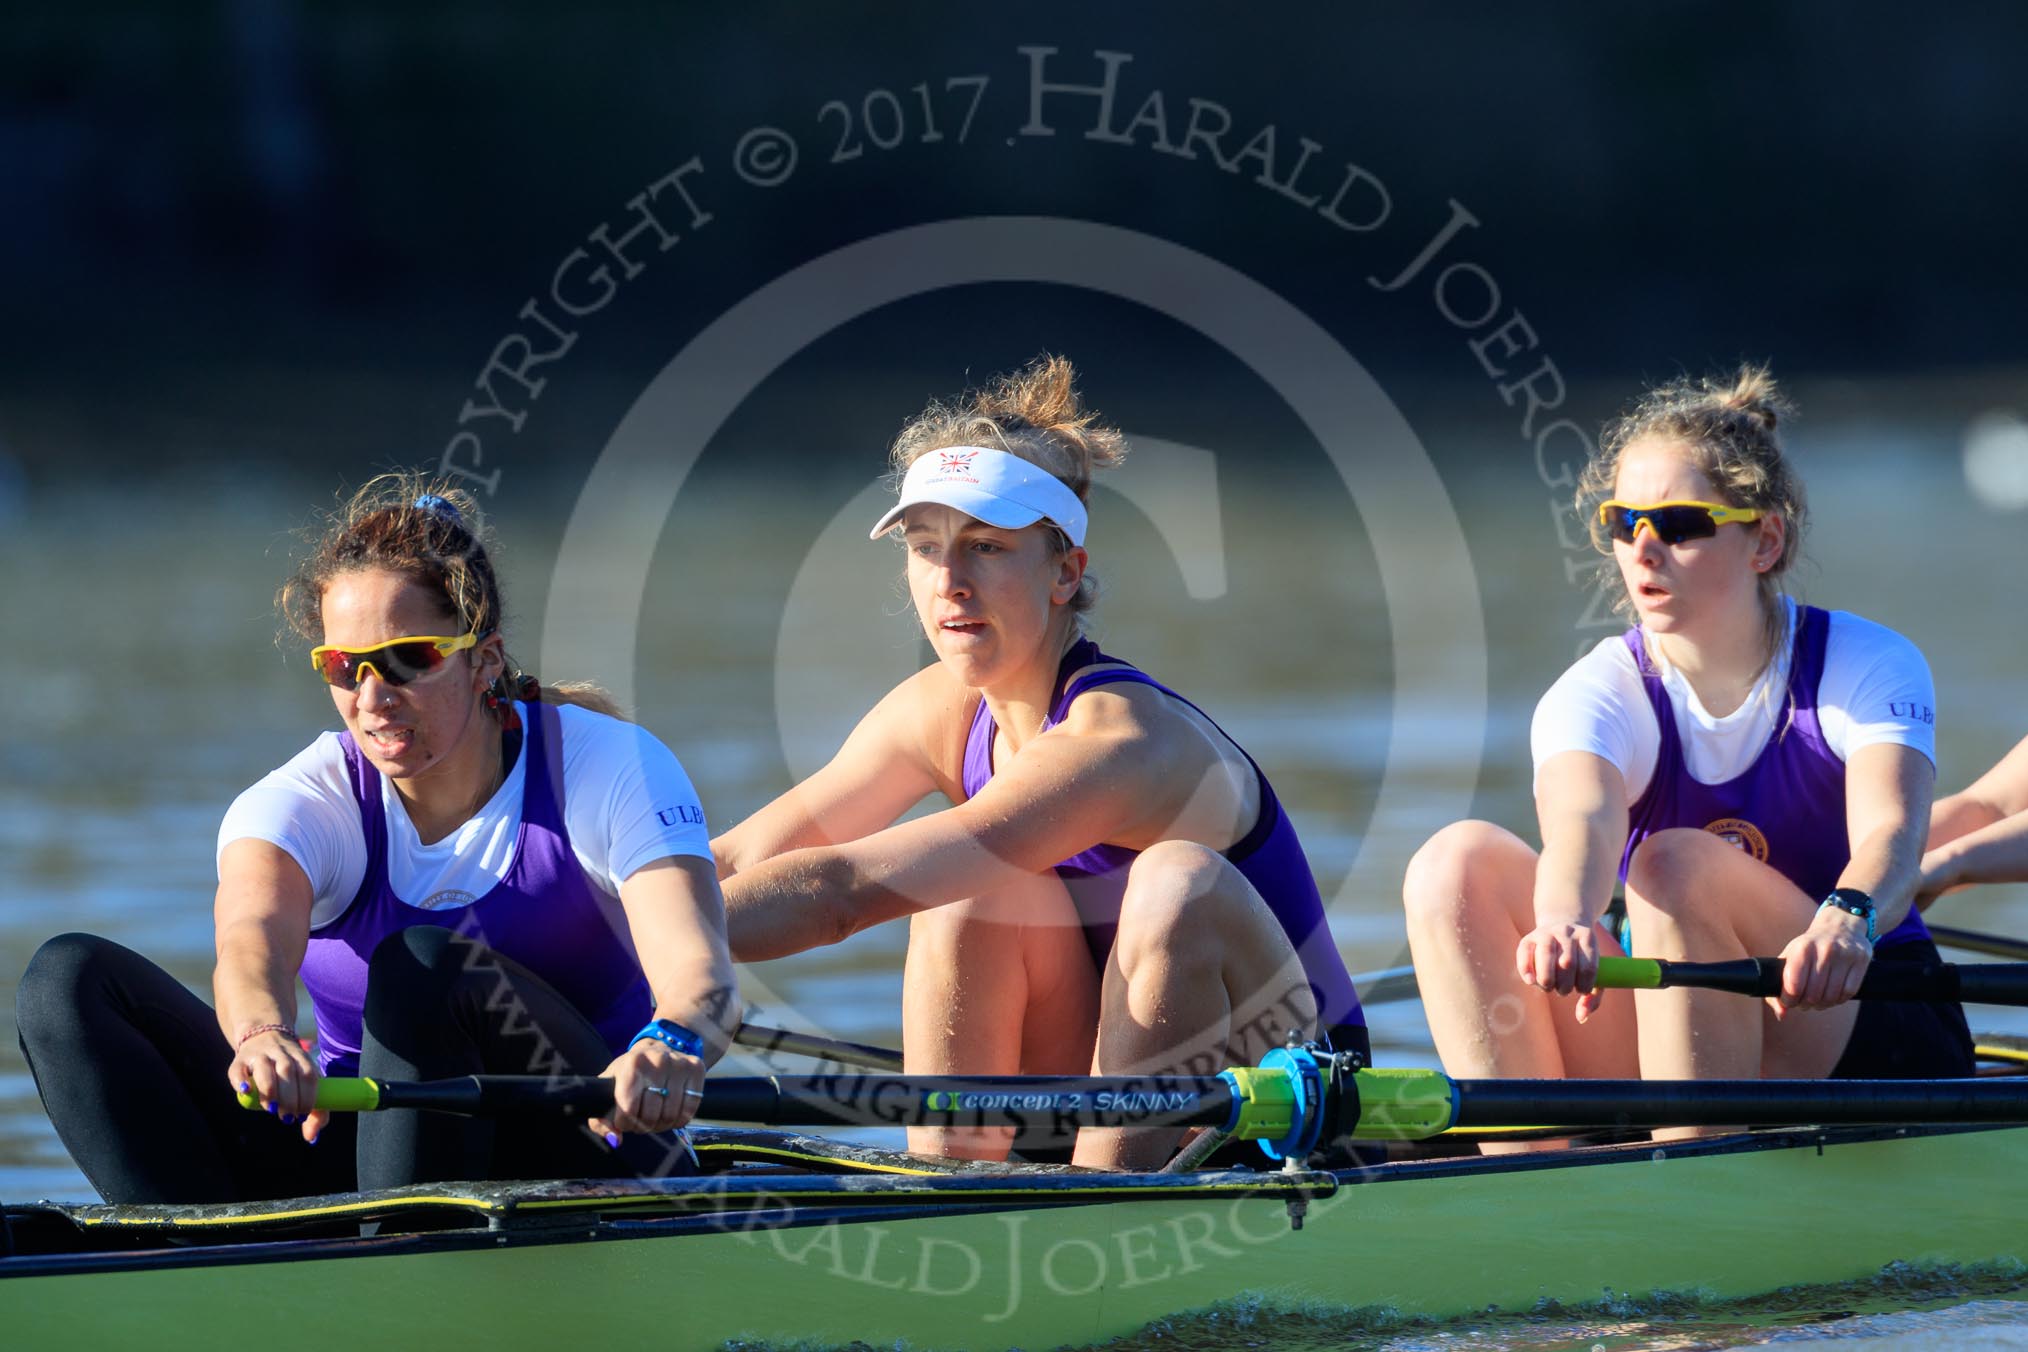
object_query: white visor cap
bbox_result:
[868,445,1089,546]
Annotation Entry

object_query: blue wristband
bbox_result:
[630,1019,704,1058]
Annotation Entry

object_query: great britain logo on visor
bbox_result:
[868,445,1089,545]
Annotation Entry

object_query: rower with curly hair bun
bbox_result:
[715,356,1365,1170]
[16,474,739,1202]
[1403,365,1972,1149]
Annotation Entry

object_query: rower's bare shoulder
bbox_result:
[1051,680,1204,773]
[1057,670,1212,742]
[874,662,981,792]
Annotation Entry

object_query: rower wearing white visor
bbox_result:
[714,356,1364,1170]
[867,444,1090,545]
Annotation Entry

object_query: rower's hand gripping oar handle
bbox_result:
[235,1075,617,1117]
[237,1078,384,1113]
[1594,955,2027,1003]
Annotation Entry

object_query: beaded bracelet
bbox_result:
[237,1022,297,1049]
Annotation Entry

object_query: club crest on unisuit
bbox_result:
[1703,816,1770,863]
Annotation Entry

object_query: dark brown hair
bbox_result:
[278,473,624,719]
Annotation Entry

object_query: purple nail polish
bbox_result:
[266,1102,278,1115]
[238,1081,252,1093]
[604,1132,621,1149]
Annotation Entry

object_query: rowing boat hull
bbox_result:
[6,1125,2024,1349]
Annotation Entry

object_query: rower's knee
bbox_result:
[906,899,996,971]
[1625,828,1726,917]
[906,902,964,948]
[1624,830,1755,957]
[1113,840,1232,975]
[372,923,464,973]
[1403,820,1519,928]
[15,933,120,1051]
[362,925,474,1019]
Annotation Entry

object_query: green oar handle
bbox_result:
[236,1078,384,1113]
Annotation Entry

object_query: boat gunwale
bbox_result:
[3,1120,2017,1281]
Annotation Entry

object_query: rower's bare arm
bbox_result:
[711,670,952,880]
[618,855,743,1062]
[1918,737,2028,903]
[724,729,1158,960]
[1531,751,1629,929]
[1525,751,1629,1001]
[212,839,315,1046]
[213,838,323,1133]
[592,855,741,1139]
[1772,743,1932,1011]
[1837,742,1936,935]
[1922,812,2028,900]
[1929,732,2028,850]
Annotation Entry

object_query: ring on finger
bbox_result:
[645,1084,671,1098]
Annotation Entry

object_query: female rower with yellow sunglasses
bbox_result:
[15,476,738,1202]
[1403,366,1971,1145]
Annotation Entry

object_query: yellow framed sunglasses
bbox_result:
[1598,500,1763,546]
[309,632,479,690]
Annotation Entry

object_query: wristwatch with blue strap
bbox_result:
[1819,888,1877,945]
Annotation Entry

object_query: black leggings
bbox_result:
[15,928,689,1205]
[353,924,692,1189]
[1829,936,1976,1079]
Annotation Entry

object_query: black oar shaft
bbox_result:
[1452,1076,2028,1129]
[329,1074,1241,1131]
[371,1075,617,1117]
[733,1024,905,1071]
[1929,926,2028,962]
[706,1074,1237,1131]
[1635,957,2028,1004]
[276,1067,2028,1142]
[1646,957,1783,997]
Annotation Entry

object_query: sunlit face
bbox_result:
[902,504,1085,690]
[318,567,504,785]
[1611,437,1784,636]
